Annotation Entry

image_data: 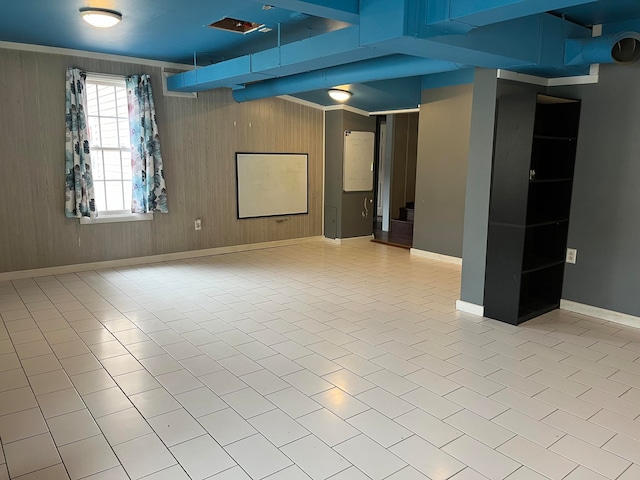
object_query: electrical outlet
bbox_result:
[566,248,577,264]
[194,219,202,231]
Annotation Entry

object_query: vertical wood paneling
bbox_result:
[0,48,323,273]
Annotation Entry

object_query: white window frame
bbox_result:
[81,73,153,224]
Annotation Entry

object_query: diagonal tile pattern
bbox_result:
[0,241,639,479]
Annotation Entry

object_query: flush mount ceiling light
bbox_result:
[328,88,352,102]
[79,8,122,28]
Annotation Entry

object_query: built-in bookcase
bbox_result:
[484,94,581,325]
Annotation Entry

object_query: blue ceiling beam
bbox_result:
[251,26,385,75]
[261,0,360,24]
[169,0,597,94]
[427,0,599,34]
[361,0,591,69]
[232,55,464,102]
[166,56,276,92]
[603,18,640,35]
[167,26,382,92]
[425,14,589,67]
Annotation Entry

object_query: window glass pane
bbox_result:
[116,88,128,118]
[94,181,106,212]
[86,78,133,213]
[88,116,101,147]
[92,151,105,181]
[119,119,130,148]
[97,85,117,116]
[121,151,132,180]
[103,151,123,181]
[99,118,119,147]
[86,84,98,114]
[123,181,132,211]
[105,182,124,211]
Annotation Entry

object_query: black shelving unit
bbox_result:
[484,93,581,325]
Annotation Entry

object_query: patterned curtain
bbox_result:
[65,67,97,218]
[126,75,168,213]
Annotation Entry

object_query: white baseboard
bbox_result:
[456,300,484,317]
[410,248,462,265]
[0,236,325,282]
[325,235,374,245]
[560,300,640,329]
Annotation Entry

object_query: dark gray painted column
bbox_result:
[459,68,498,306]
[324,110,344,238]
[341,111,377,238]
[324,109,377,239]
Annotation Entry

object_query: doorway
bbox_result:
[372,112,419,249]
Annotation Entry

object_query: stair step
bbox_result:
[399,207,414,222]
[390,219,414,236]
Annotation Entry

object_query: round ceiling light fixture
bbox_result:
[328,88,352,102]
[79,8,123,28]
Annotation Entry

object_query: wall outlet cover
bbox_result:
[566,248,577,264]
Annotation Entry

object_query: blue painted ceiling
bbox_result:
[2,0,640,112]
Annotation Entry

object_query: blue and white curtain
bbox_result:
[64,67,96,218]
[126,75,168,213]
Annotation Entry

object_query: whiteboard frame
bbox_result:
[235,152,309,219]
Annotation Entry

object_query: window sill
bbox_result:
[79,213,153,225]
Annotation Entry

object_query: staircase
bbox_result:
[390,201,414,240]
[398,201,414,222]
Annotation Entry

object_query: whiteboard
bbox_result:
[343,130,375,192]
[236,153,308,219]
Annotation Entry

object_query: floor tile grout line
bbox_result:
[1,312,74,480]
[3,243,640,480]
[85,259,421,477]
[52,271,379,478]
[1,282,187,480]
[35,277,192,480]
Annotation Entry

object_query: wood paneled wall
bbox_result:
[0,48,324,273]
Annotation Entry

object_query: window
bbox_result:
[85,75,132,214]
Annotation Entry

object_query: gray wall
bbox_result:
[550,63,640,317]
[413,84,473,257]
[0,48,323,273]
[324,110,377,239]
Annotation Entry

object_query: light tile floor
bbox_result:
[0,241,639,479]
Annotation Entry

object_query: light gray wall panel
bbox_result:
[413,84,473,257]
[0,48,323,273]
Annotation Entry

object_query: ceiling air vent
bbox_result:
[208,17,264,34]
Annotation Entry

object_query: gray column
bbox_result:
[459,68,498,306]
